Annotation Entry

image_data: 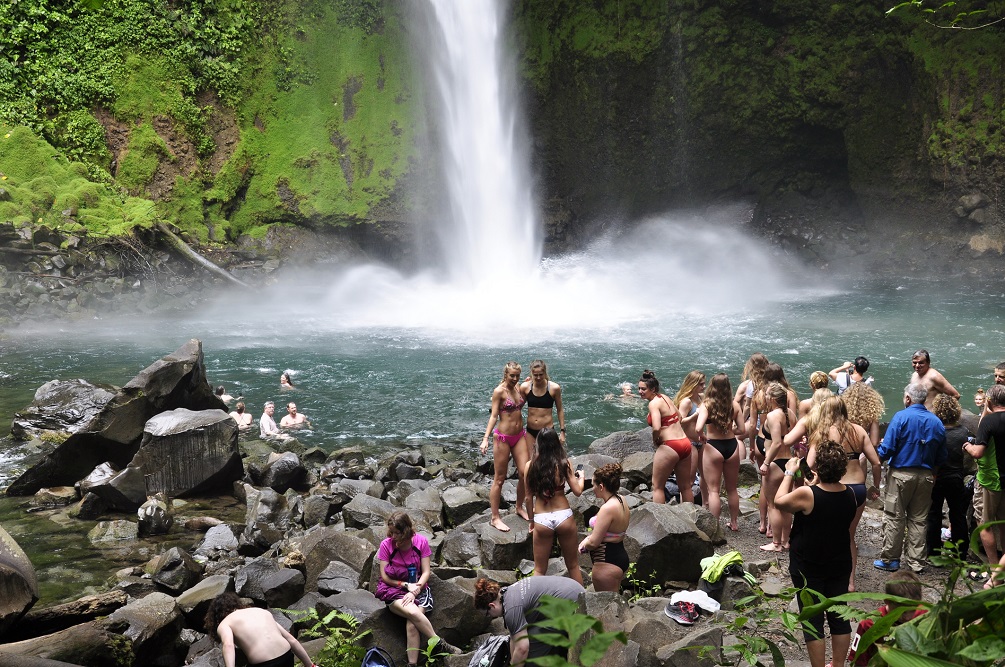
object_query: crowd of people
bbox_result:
[476,352,1005,667]
[202,353,1005,667]
[217,371,310,442]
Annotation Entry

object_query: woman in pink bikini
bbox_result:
[481,361,531,532]
[640,369,692,504]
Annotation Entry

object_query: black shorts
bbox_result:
[251,649,294,667]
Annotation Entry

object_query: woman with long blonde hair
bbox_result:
[675,370,707,506]
[695,373,746,531]
[481,361,530,532]
[786,395,881,591]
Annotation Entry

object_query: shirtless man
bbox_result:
[260,402,281,438]
[229,402,254,430]
[279,402,308,428]
[206,592,315,667]
[910,349,959,409]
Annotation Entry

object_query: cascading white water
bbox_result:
[425,0,541,284]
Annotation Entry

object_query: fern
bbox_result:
[280,607,372,667]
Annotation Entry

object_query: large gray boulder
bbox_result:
[0,621,130,666]
[0,525,38,637]
[440,528,482,568]
[477,515,532,570]
[426,575,491,646]
[234,558,280,604]
[85,465,147,512]
[176,575,233,631]
[149,547,203,594]
[130,408,242,498]
[441,486,489,526]
[588,429,654,460]
[260,452,308,493]
[194,524,239,559]
[624,504,713,583]
[300,526,375,591]
[7,340,226,496]
[10,379,117,441]
[342,494,397,529]
[104,591,185,667]
[137,495,173,537]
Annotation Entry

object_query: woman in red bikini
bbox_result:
[640,369,692,504]
[481,361,531,532]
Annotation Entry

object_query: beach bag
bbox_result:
[362,646,396,667]
[467,635,509,667]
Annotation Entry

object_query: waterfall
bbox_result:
[425,0,541,284]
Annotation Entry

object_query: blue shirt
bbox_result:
[877,403,947,470]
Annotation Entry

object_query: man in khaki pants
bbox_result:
[874,383,947,574]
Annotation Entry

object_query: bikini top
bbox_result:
[526,383,556,409]
[500,392,525,413]
[588,503,627,540]
[647,395,681,428]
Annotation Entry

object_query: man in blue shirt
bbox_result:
[874,382,947,574]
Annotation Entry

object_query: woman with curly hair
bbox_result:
[675,370,707,505]
[775,440,859,667]
[481,361,531,531]
[757,382,797,550]
[474,576,585,664]
[578,463,630,591]
[787,396,882,591]
[695,373,746,531]
[524,427,585,583]
[204,592,315,667]
[640,369,692,504]
[799,371,831,417]
[842,382,885,449]
[926,394,972,555]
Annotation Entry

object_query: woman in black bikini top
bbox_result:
[522,359,566,445]
[758,382,797,553]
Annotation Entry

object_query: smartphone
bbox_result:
[575,464,584,472]
[967,436,977,445]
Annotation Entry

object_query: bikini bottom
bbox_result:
[250,649,294,667]
[662,437,692,459]
[535,507,573,530]
[848,483,867,507]
[493,428,526,447]
[707,438,738,460]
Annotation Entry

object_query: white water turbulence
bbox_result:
[425,0,540,283]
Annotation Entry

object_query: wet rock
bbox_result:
[131,408,242,498]
[105,591,185,667]
[7,340,227,496]
[969,208,989,225]
[137,495,173,537]
[0,621,130,665]
[11,590,128,642]
[260,452,308,493]
[235,558,281,604]
[87,520,139,544]
[0,525,38,637]
[184,516,223,532]
[31,487,77,507]
[624,504,713,583]
[588,428,653,459]
[194,524,239,559]
[242,486,291,542]
[77,462,118,495]
[86,465,146,512]
[959,192,989,212]
[150,547,203,594]
[301,494,338,527]
[331,478,384,500]
[440,527,482,568]
[260,568,305,609]
[10,379,117,441]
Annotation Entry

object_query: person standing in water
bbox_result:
[640,369,692,504]
[229,402,254,430]
[521,360,566,445]
[481,362,531,531]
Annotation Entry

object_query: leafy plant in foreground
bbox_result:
[525,595,627,667]
[280,606,371,667]
[622,562,662,602]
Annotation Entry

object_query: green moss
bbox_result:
[161,175,210,241]
[0,123,157,235]
[117,123,170,194]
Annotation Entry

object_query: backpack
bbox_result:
[362,646,396,667]
[467,635,510,667]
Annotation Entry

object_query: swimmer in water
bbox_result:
[229,402,254,430]
[481,362,531,532]
[280,372,295,389]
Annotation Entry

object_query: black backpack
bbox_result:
[467,635,509,667]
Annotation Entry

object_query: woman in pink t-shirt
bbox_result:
[376,512,457,666]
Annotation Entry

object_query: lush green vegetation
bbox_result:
[0,0,421,243]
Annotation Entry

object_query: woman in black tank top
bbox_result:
[775,440,858,667]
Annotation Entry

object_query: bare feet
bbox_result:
[760,542,783,552]
[728,522,740,532]
[758,524,767,534]
[516,508,530,521]
[490,517,510,532]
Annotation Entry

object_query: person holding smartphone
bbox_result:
[524,427,585,583]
